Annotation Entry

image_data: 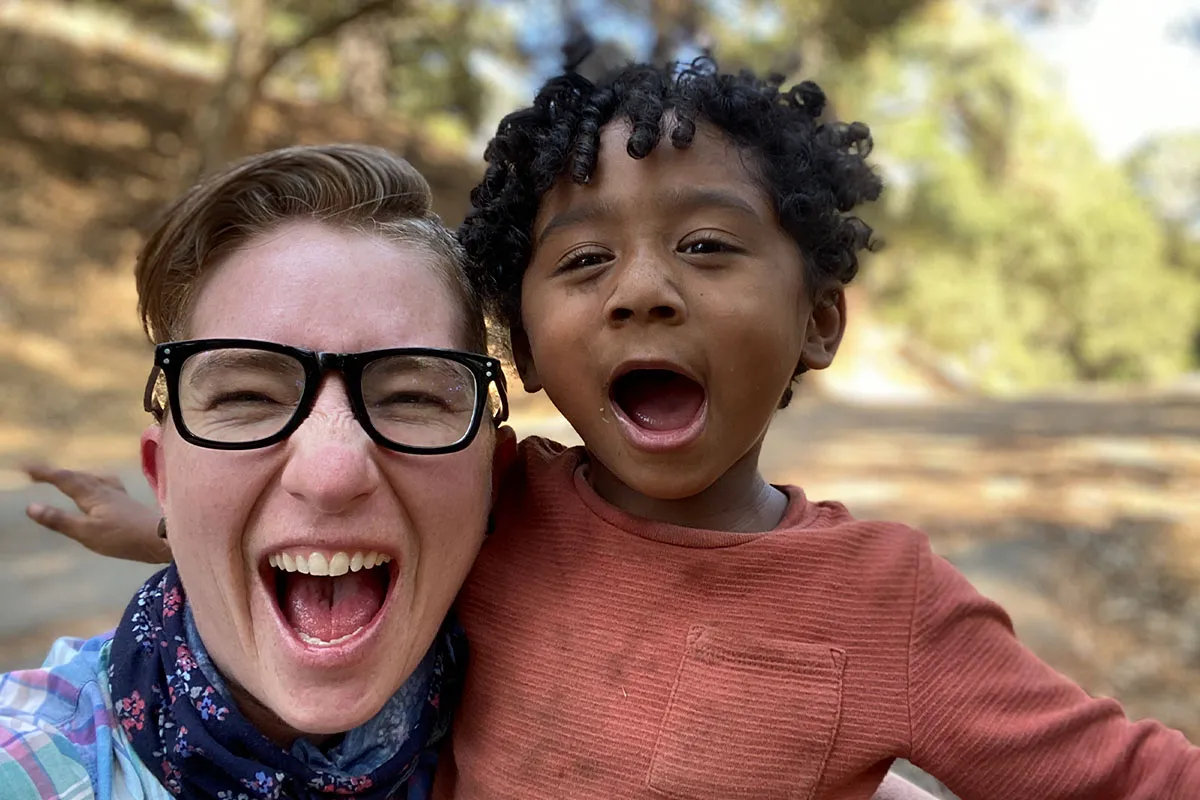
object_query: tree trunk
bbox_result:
[193,0,269,178]
[337,13,391,119]
[188,0,401,180]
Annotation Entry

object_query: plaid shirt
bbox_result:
[0,633,168,800]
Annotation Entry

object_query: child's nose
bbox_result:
[604,260,688,326]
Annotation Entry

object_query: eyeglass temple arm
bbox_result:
[142,365,165,419]
[492,369,510,425]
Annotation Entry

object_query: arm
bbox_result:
[907,541,1199,798]
[23,464,169,563]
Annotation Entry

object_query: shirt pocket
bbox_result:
[647,624,846,800]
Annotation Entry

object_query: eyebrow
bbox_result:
[366,355,471,383]
[534,186,764,248]
[183,350,300,388]
[535,198,622,248]
[661,187,763,220]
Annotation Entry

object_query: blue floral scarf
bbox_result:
[109,565,463,799]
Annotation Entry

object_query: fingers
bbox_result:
[23,463,92,500]
[25,502,87,543]
[22,463,121,506]
[97,473,127,490]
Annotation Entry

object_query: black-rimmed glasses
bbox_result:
[143,339,508,454]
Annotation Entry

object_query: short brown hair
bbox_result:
[136,144,487,353]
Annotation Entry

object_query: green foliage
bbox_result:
[60,0,520,140]
[1125,132,1200,363]
[830,5,1197,388]
[37,0,1199,387]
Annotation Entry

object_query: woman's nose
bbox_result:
[279,379,382,515]
[603,256,688,326]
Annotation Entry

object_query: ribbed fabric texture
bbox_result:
[441,437,1199,800]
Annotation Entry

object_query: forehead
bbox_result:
[533,120,774,229]
[186,221,462,351]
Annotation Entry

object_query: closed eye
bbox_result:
[375,391,449,408]
[207,391,285,408]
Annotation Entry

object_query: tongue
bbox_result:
[282,570,386,642]
[614,370,705,431]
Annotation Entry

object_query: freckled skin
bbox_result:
[141,222,494,741]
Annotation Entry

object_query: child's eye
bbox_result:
[556,248,611,273]
[678,236,740,256]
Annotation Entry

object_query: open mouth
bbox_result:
[610,368,706,433]
[265,550,396,647]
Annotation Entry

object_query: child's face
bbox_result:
[515,120,844,502]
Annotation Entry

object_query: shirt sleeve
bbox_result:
[905,540,1200,798]
[0,716,95,800]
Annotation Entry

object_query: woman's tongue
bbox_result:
[614,370,705,431]
[282,571,385,643]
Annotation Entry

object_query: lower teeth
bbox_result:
[298,626,365,647]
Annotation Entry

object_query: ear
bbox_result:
[509,327,543,393]
[491,424,518,503]
[140,424,167,509]
[799,287,846,372]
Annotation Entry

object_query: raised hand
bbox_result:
[23,464,170,564]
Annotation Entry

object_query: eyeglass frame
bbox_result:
[143,338,509,455]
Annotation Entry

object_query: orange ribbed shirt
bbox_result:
[444,438,1199,799]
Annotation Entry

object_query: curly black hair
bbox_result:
[459,51,883,362]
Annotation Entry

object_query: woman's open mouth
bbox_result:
[609,367,707,451]
[263,549,398,649]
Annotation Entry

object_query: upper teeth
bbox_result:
[268,550,392,576]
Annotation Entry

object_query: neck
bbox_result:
[226,679,336,748]
[588,443,788,532]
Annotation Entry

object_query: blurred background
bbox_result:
[0,0,1197,793]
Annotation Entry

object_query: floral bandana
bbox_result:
[109,566,463,799]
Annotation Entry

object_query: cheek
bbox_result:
[523,282,581,344]
[385,445,493,563]
[160,445,270,556]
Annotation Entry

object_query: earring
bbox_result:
[157,518,168,540]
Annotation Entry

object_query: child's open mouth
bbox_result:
[610,367,708,450]
[265,550,396,647]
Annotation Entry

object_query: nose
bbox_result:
[279,377,382,515]
[603,254,687,327]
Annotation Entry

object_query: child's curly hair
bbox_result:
[460,49,883,351]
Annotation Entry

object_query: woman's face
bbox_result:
[141,221,494,739]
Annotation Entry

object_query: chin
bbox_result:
[274,682,395,736]
[243,594,426,740]
[615,460,721,502]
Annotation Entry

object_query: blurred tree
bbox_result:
[22,0,1190,387]
[56,0,516,174]
[1126,133,1200,363]
[842,3,1198,388]
[193,0,407,175]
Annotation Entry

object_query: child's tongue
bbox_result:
[282,571,386,642]
[613,370,705,431]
